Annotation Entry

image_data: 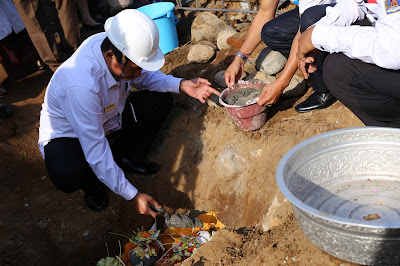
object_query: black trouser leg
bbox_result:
[111,90,173,160]
[44,91,172,194]
[300,4,335,93]
[323,53,400,127]
[261,7,300,58]
[44,138,104,195]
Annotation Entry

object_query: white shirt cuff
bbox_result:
[119,182,139,200]
[169,77,182,94]
[311,24,332,52]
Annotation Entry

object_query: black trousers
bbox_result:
[261,5,334,93]
[44,90,173,194]
[324,53,400,128]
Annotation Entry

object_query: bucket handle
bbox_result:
[167,12,179,24]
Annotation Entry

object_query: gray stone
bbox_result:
[216,144,246,181]
[253,72,277,83]
[244,57,257,75]
[244,71,257,81]
[191,12,226,43]
[215,70,247,88]
[255,47,271,71]
[217,25,237,50]
[227,1,250,22]
[235,22,251,32]
[187,44,216,63]
[281,72,308,98]
[197,40,217,51]
[256,47,287,75]
[215,70,227,88]
[207,94,221,107]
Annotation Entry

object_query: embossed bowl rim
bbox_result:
[276,126,400,229]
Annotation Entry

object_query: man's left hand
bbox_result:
[297,26,318,79]
[180,78,221,103]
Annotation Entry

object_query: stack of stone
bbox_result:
[188,11,307,99]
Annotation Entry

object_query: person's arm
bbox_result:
[132,70,220,103]
[311,1,400,70]
[297,0,364,79]
[297,25,318,79]
[58,86,138,200]
[257,29,301,106]
[179,78,220,103]
[224,0,280,87]
[315,0,366,27]
[58,86,162,217]
[131,70,182,93]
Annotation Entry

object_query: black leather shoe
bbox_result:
[115,155,159,176]
[295,92,337,113]
[84,184,109,212]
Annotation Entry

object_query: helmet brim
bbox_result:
[130,47,165,72]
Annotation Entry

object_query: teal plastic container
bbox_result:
[137,2,179,54]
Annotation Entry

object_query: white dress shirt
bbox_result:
[38,33,182,200]
[299,0,338,14]
[311,0,400,70]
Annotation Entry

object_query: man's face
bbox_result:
[104,50,142,80]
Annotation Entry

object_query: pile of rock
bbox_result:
[188,11,307,98]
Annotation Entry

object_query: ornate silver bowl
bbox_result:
[276,127,400,265]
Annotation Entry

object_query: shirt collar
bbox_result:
[93,33,118,90]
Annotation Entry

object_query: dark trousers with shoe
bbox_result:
[261,5,333,93]
[44,90,173,196]
[324,53,400,128]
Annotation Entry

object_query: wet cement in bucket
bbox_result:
[224,88,262,106]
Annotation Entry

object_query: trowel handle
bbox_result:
[150,204,167,216]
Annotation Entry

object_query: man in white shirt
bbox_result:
[224,0,338,112]
[38,10,220,214]
[298,0,400,127]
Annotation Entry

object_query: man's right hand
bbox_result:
[132,192,161,218]
[224,57,245,87]
[297,26,318,79]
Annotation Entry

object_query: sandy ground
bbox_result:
[0,11,365,266]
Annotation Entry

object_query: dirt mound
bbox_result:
[0,38,363,265]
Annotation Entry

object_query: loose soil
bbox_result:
[0,15,363,266]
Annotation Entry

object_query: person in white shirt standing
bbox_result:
[38,9,220,214]
[298,0,400,127]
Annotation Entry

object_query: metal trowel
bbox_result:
[150,204,203,228]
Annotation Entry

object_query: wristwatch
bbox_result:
[236,51,250,61]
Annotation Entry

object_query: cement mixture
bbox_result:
[225,88,262,106]
[166,214,203,228]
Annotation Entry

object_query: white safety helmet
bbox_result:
[104,9,165,71]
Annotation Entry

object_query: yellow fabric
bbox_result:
[198,211,226,231]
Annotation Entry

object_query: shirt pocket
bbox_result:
[103,103,119,126]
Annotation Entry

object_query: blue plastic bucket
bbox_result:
[137,2,179,54]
